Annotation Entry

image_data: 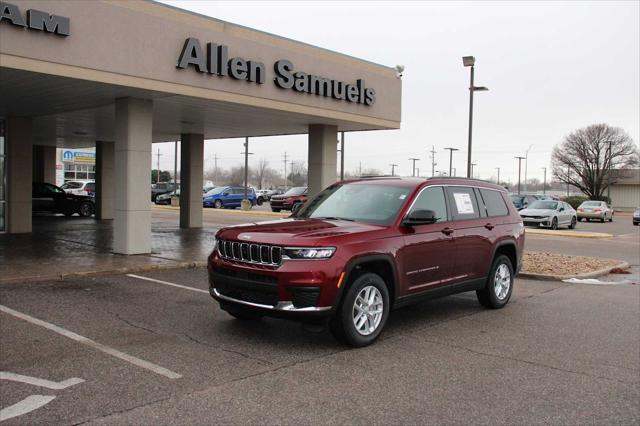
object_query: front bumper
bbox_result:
[521,217,551,227]
[208,252,343,320]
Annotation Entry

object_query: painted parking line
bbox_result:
[127,274,209,294]
[0,305,182,380]
[0,395,56,422]
[0,372,84,390]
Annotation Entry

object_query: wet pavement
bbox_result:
[0,207,287,284]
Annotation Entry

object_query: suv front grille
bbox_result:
[218,239,283,266]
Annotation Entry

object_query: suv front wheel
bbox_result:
[476,254,514,309]
[329,272,390,347]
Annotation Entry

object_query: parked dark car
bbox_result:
[155,189,179,205]
[33,182,95,217]
[208,177,525,347]
[510,194,540,210]
[269,187,308,212]
[633,208,640,226]
[151,182,177,202]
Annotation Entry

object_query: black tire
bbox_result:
[600,216,605,223]
[577,217,583,222]
[214,199,223,209]
[476,254,514,309]
[256,197,264,206]
[551,217,558,230]
[609,214,614,222]
[569,216,577,229]
[329,272,390,348]
[78,201,94,217]
[271,208,281,213]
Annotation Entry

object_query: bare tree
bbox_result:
[252,158,269,189]
[551,124,638,199]
[288,161,307,186]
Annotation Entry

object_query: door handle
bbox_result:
[441,227,454,236]
[484,223,495,230]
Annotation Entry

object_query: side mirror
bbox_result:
[559,207,565,212]
[222,192,229,196]
[403,209,438,226]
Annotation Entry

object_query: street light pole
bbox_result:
[542,167,547,195]
[463,56,488,178]
[444,147,459,177]
[409,158,420,177]
[524,144,533,193]
[515,156,525,195]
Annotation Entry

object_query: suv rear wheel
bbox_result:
[329,272,390,347]
[476,254,514,309]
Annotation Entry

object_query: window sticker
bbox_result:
[399,194,407,200]
[453,192,474,214]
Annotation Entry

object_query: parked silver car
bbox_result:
[576,200,613,222]
[519,200,577,230]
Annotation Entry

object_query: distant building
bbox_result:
[610,169,640,211]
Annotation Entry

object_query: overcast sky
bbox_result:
[156,0,639,184]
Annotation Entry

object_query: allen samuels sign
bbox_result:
[177,37,376,106]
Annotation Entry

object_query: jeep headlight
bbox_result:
[284,247,335,259]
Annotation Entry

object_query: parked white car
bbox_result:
[60,180,95,197]
[519,200,577,230]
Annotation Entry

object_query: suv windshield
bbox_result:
[529,200,558,210]
[284,187,306,196]
[298,183,411,225]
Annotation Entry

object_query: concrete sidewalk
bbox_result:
[0,216,214,284]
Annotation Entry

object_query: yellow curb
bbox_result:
[526,228,613,239]
[152,204,288,217]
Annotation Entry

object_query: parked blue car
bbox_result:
[203,186,257,208]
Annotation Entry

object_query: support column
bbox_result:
[113,98,152,254]
[307,124,338,198]
[32,146,56,185]
[180,133,204,228]
[7,117,32,233]
[96,141,115,220]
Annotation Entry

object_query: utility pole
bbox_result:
[444,147,458,177]
[542,167,547,195]
[452,168,457,177]
[241,137,254,202]
[340,132,345,181]
[524,144,533,193]
[607,140,612,202]
[470,162,477,179]
[283,152,289,190]
[495,167,500,185]
[515,156,525,195]
[416,167,420,177]
[409,158,420,177]
[389,163,398,177]
[430,146,437,177]
[213,153,218,184]
[156,148,162,183]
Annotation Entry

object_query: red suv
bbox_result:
[208,177,525,347]
[269,187,307,212]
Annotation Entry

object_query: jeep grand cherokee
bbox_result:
[208,177,525,347]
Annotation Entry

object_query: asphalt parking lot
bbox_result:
[1,208,638,424]
[1,267,638,424]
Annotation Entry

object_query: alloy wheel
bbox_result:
[493,264,511,300]
[352,285,384,336]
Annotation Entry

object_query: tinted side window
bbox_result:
[410,186,448,223]
[446,186,480,220]
[480,189,509,217]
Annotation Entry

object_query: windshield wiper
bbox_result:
[315,216,355,222]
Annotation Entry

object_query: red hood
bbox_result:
[217,218,386,246]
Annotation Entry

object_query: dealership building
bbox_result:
[0,0,401,253]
